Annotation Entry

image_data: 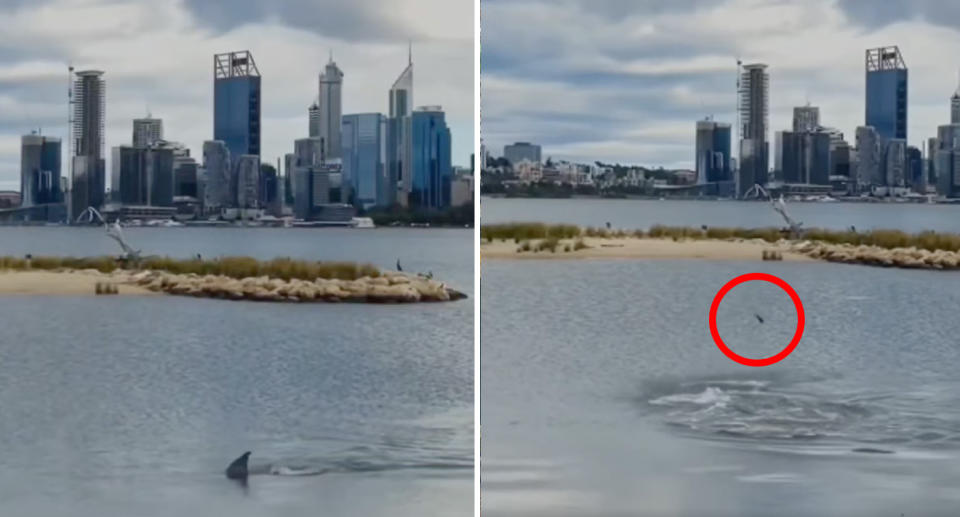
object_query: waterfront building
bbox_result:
[907,145,923,192]
[451,174,474,207]
[202,140,232,210]
[855,126,882,190]
[342,112,387,210]
[20,133,62,207]
[259,164,280,216]
[411,106,452,210]
[214,51,261,160]
[146,146,175,206]
[71,69,106,220]
[865,46,908,141]
[738,62,769,196]
[174,155,199,198]
[504,142,542,165]
[284,153,296,207]
[935,124,960,197]
[695,118,732,184]
[234,154,260,210]
[387,45,414,207]
[133,116,163,148]
[318,54,343,162]
[292,163,353,221]
[775,130,830,185]
[792,105,820,133]
[884,139,907,188]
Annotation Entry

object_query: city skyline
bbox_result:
[0,0,473,192]
[481,0,960,168]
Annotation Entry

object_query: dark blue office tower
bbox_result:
[214,51,261,160]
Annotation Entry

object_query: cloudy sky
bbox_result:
[0,0,474,191]
[481,0,960,168]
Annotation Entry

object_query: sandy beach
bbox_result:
[480,237,813,261]
[0,270,158,296]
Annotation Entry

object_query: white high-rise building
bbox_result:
[318,53,343,162]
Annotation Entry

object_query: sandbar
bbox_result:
[480,237,812,261]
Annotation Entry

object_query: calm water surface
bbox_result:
[482,196,960,233]
[481,259,960,516]
[0,227,473,516]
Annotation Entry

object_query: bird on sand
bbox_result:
[396,259,403,271]
[754,313,764,324]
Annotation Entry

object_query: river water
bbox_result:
[481,196,960,232]
[0,227,473,517]
[481,199,960,516]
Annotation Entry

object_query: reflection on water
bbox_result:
[481,258,960,517]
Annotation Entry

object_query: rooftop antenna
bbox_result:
[329,49,333,63]
[408,39,412,65]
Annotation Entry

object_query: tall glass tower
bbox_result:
[318,53,343,162]
[214,51,261,160]
[865,46,907,141]
[342,113,387,209]
[737,63,769,196]
[71,69,106,220]
[410,106,452,210]
[387,44,413,207]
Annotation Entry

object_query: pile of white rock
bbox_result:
[77,269,467,303]
[789,240,960,270]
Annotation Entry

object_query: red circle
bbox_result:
[708,272,805,367]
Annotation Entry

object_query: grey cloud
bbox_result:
[837,0,960,31]
[181,0,411,41]
[482,0,729,20]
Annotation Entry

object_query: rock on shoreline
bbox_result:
[787,240,960,270]
[74,268,467,303]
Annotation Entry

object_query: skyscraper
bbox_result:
[775,130,830,185]
[935,124,960,197]
[71,69,106,220]
[234,155,260,210]
[308,102,321,138]
[855,126,882,190]
[115,145,146,205]
[410,106,452,210]
[145,146,175,206]
[792,105,820,133]
[342,113,387,209]
[202,140,232,210]
[738,63,769,196]
[213,51,261,160]
[20,134,62,207]
[695,119,731,184]
[865,46,908,141]
[318,53,343,162]
[133,116,163,148]
[884,139,907,188]
[388,44,414,207]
